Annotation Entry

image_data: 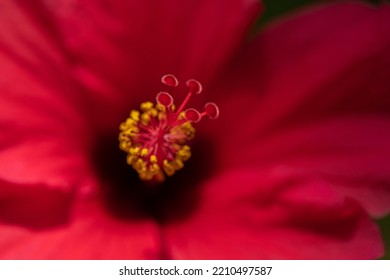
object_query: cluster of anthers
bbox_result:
[119,74,219,182]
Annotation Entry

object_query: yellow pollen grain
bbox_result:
[178,111,186,120]
[150,163,160,172]
[141,113,151,124]
[156,103,166,112]
[127,154,135,164]
[177,145,191,161]
[150,108,158,117]
[141,102,154,111]
[150,155,158,163]
[173,159,184,169]
[140,148,149,157]
[130,110,140,121]
[119,142,129,151]
[163,160,176,176]
[130,147,140,155]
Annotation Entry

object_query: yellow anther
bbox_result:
[177,146,191,161]
[125,118,135,126]
[141,113,151,124]
[127,154,136,164]
[156,103,166,112]
[130,147,140,155]
[158,112,166,121]
[178,111,186,119]
[188,123,195,131]
[119,123,127,130]
[181,123,195,139]
[119,141,129,151]
[130,110,140,121]
[150,108,158,117]
[140,148,149,157]
[150,155,158,163]
[173,159,184,169]
[163,160,175,176]
[118,132,126,141]
[150,163,160,172]
[135,158,145,169]
[141,101,154,111]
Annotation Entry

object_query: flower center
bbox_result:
[119,74,219,182]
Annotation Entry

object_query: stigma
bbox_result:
[119,74,219,182]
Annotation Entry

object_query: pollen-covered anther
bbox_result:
[119,74,219,182]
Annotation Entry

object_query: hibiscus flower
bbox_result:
[0,0,389,259]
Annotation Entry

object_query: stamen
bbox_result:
[119,74,219,182]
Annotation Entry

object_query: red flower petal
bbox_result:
[164,168,383,259]
[220,2,390,132]
[0,2,98,192]
[0,134,94,189]
[253,117,390,217]
[205,2,390,216]
[36,0,262,129]
[0,197,161,259]
[0,179,73,229]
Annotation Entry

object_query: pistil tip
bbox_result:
[186,79,202,94]
[204,102,220,119]
[156,91,173,107]
[161,74,179,87]
[185,108,201,123]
